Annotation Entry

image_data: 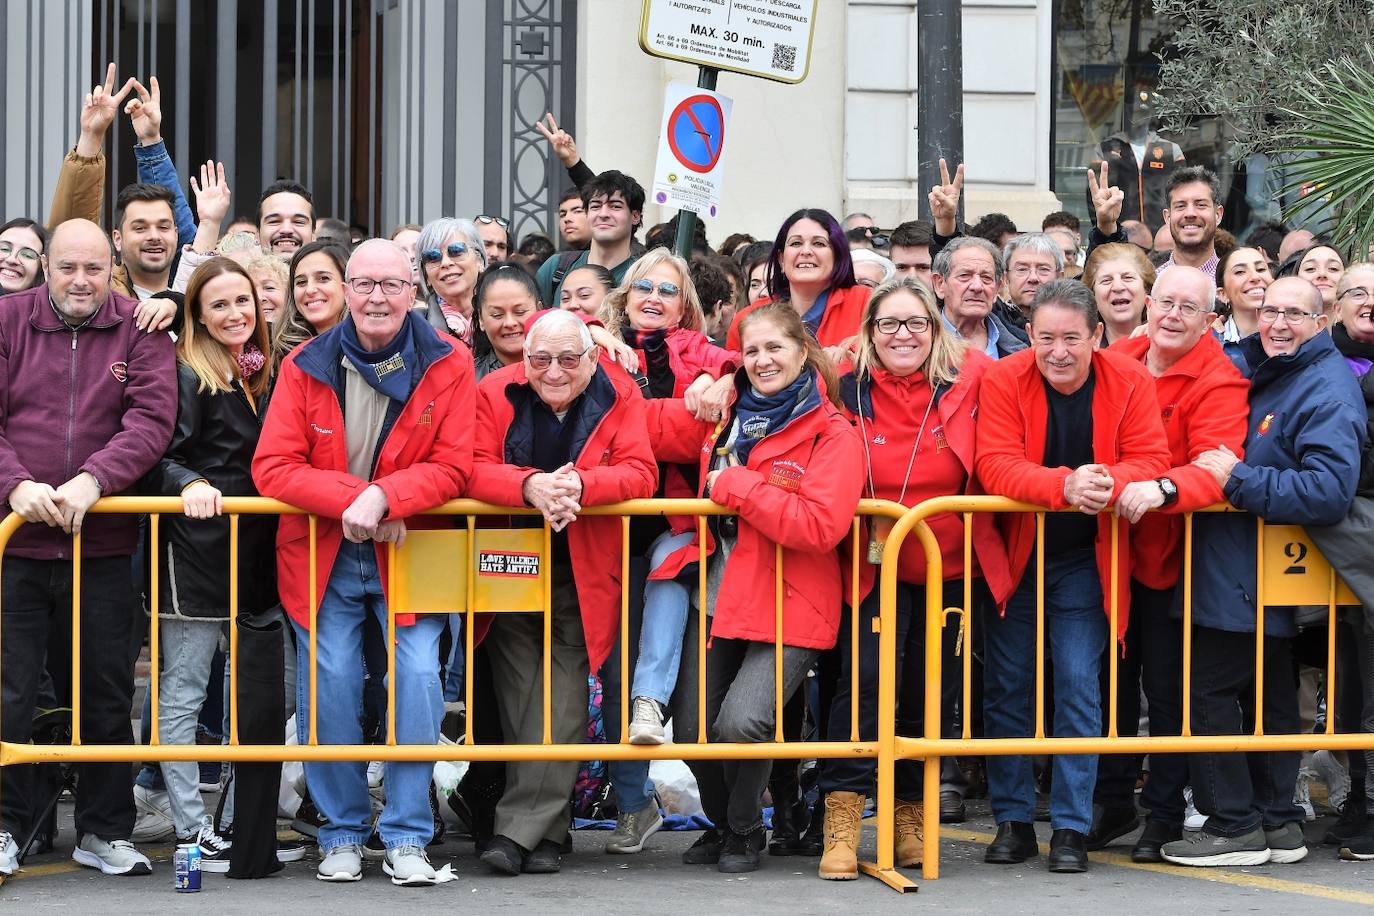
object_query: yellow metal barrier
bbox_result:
[0,495,917,892]
[876,495,1369,881]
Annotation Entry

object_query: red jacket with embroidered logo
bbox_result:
[725,284,871,352]
[650,379,865,650]
[1109,333,1249,589]
[974,347,1170,639]
[466,361,658,673]
[842,350,1014,605]
[252,315,475,629]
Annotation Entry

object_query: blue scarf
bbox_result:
[800,290,830,337]
[338,315,419,402]
[731,367,819,466]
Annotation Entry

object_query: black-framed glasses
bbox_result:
[421,242,469,264]
[1258,306,1320,324]
[0,242,39,262]
[476,215,510,230]
[873,316,931,335]
[629,278,681,299]
[347,277,412,296]
[526,347,593,370]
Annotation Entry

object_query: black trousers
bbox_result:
[1187,625,1304,835]
[1,556,138,840]
[1093,580,1188,825]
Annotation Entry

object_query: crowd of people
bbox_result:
[0,63,1372,890]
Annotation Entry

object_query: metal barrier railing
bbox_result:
[0,496,917,891]
[877,496,1369,881]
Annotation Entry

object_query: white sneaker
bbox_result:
[72,835,152,876]
[1295,768,1317,821]
[628,696,666,745]
[188,821,232,874]
[0,831,18,877]
[1183,786,1208,830]
[382,845,437,886]
[131,785,175,843]
[317,843,363,882]
[367,761,386,789]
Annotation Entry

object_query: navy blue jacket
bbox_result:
[1188,331,1367,635]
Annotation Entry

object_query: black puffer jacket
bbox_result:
[142,363,279,618]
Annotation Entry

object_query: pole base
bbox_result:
[858,860,919,892]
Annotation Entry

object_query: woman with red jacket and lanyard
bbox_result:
[816,276,1013,879]
[651,301,864,874]
[592,248,740,856]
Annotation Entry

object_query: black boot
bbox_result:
[766,763,806,856]
[796,795,824,856]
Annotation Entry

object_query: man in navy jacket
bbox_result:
[1163,277,1367,868]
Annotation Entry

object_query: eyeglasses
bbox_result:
[629,278,681,299]
[873,316,931,335]
[1010,263,1056,279]
[1150,297,1209,319]
[0,242,39,262]
[526,347,592,370]
[421,242,469,264]
[1339,287,1373,307]
[476,215,509,230]
[347,277,412,296]
[1258,306,1321,324]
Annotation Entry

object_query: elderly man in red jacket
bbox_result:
[1090,266,1249,861]
[468,309,657,877]
[253,239,473,887]
[975,278,1169,874]
[0,219,176,879]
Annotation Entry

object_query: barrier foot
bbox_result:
[858,860,918,892]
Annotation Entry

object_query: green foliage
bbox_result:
[1151,0,1374,159]
[1277,56,1374,256]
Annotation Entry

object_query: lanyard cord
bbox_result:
[858,374,937,505]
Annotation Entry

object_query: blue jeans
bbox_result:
[291,540,444,852]
[631,529,696,705]
[984,548,1107,834]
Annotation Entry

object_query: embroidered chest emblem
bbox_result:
[109,361,128,383]
[418,403,433,426]
[767,459,805,492]
[871,434,887,446]
[1258,412,1274,436]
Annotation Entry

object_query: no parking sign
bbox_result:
[652,82,732,218]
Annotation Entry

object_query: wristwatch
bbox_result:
[1156,476,1178,507]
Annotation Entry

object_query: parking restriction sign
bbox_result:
[653,82,733,217]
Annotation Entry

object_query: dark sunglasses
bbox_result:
[526,347,592,370]
[630,278,681,298]
[476,215,510,230]
[421,242,469,264]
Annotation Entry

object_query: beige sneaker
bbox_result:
[817,791,864,880]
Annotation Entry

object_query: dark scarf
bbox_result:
[731,367,819,466]
[338,316,419,402]
[624,326,674,398]
[800,290,830,337]
[1334,323,1374,363]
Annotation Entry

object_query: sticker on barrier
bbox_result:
[1261,524,1359,607]
[391,527,547,615]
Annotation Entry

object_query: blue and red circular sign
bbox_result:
[667,94,725,174]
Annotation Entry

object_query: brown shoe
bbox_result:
[817,791,865,880]
[894,799,924,868]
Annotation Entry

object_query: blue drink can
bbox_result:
[174,843,202,892]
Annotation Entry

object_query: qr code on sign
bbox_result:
[772,43,797,71]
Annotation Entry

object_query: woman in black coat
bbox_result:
[141,257,277,871]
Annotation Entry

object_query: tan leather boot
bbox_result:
[818,791,865,880]
[894,798,924,867]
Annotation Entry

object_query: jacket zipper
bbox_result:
[57,328,79,559]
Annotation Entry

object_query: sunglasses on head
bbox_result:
[630,278,681,298]
[421,242,469,264]
[476,215,509,230]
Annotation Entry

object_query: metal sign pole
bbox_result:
[673,65,720,260]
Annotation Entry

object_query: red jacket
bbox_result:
[467,362,658,673]
[648,326,739,397]
[252,316,475,629]
[1109,333,1250,588]
[974,348,1170,638]
[725,284,871,351]
[650,380,865,650]
[840,350,1014,605]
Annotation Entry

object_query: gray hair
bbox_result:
[841,211,874,230]
[932,235,1004,284]
[414,217,487,300]
[1030,278,1100,328]
[850,247,896,284]
[1003,232,1065,275]
[526,308,593,351]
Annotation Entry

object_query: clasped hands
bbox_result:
[341,484,407,545]
[523,462,584,532]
